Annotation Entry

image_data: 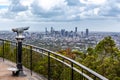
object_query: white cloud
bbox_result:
[66,0,81,6]
[80,0,106,5]
[9,0,28,12]
[32,0,67,11]
[0,0,119,22]
[15,11,32,21]
[30,0,67,21]
[98,0,120,17]
[20,0,33,6]
[93,8,100,15]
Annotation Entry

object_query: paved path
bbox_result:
[0,58,47,80]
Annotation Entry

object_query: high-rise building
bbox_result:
[65,31,68,37]
[75,27,78,37]
[81,31,83,37]
[45,27,48,35]
[51,27,54,33]
[86,28,89,37]
[75,27,77,33]
[61,29,65,37]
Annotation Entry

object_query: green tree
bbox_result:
[91,36,120,79]
[95,36,117,61]
[80,36,120,79]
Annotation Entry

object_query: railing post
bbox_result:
[94,76,96,80]
[71,62,74,80]
[2,40,4,61]
[41,50,44,58]
[30,46,33,76]
[48,52,51,80]
[16,43,18,64]
[26,46,29,67]
[82,69,84,79]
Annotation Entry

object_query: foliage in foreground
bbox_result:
[58,36,120,79]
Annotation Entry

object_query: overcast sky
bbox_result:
[0,0,120,32]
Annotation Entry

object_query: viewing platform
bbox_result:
[0,58,47,80]
[0,26,109,80]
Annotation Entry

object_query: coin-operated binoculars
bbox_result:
[12,27,29,76]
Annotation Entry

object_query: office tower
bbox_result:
[61,29,65,37]
[65,31,68,37]
[75,27,78,37]
[86,28,89,37]
[51,27,54,33]
[81,31,83,37]
[45,27,48,35]
[69,31,73,38]
[75,27,77,33]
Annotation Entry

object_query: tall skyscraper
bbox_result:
[81,31,83,37]
[86,28,89,37]
[51,27,53,33]
[75,27,77,33]
[61,29,65,37]
[45,27,48,35]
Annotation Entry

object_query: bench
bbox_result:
[8,67,19,76]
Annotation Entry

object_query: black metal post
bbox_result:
[2,40,4,61]
[30,46,32,75]
[16,40,26,76]
[71,62,73,80]
[82,69,84,79]
[17,41,23,71]
[26,46,28,67]
[16,43,18,64]
[94,76,97,80]
[48,52,51,80]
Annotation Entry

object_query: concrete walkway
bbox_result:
[0,58,47,80]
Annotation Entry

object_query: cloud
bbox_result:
[20,0,33,6]
[0,0,119,22]
[98,0,120,17]
[76,0,120,19]
[80,0,106,5]
[31,0,67,11]
[30,0,67,20]
[9,0,28,12]
[0,0,31,21]
[66,0,81,6]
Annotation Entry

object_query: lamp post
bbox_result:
[12,27,29,76]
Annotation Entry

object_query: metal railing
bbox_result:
[0,39,108,80]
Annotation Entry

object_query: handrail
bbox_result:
[0,38,108,80]
[26,43,108,80]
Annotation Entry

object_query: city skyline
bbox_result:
[0,0,120,32]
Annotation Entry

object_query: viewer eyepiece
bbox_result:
[12,27,29,33]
